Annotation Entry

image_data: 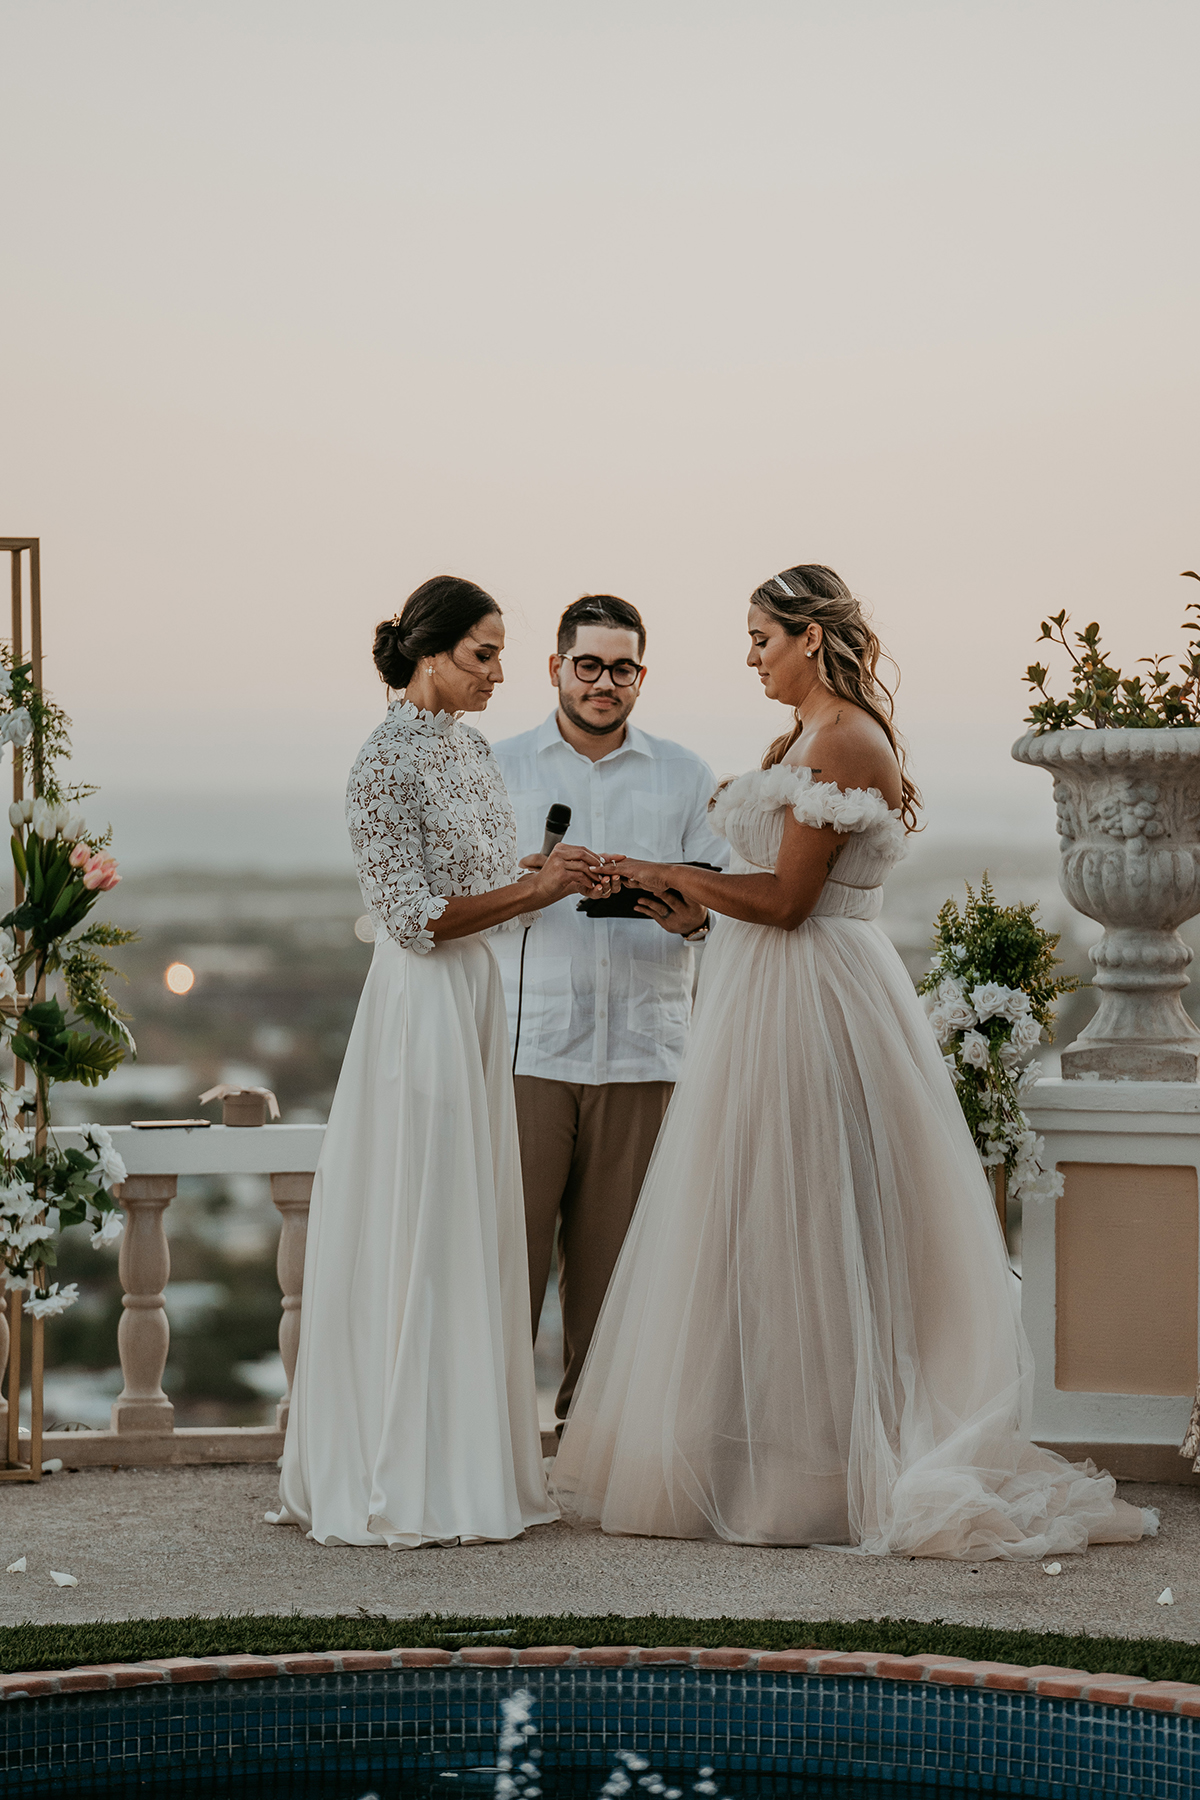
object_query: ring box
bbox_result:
[221,1090,269,1128]
[199,1084,280,1127]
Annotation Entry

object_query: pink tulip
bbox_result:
[81,850,119,892]
[69,843,91,869]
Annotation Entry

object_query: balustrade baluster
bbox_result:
[0,1305,8,1433]
[111,1176,176,1433]
[3,1292,17,1464]
[270,1172,311,1430]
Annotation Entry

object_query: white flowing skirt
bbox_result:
[551,913,1155,1560]
[271,932,556,1548]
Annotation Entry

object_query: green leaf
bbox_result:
[10,996,122,1085]
[54,1030,126,1087]
[27,836,44,905]
[18,995,69,1033]
[74,922,137,948]
[59,942,135,1054]
[71,997,135,1055]
[47,878,83,923]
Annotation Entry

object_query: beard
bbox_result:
[557,686,638,738]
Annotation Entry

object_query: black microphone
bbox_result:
[514,802,574,1077]
[540,803,572,857]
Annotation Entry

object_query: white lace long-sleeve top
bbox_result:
[346,700,537,954]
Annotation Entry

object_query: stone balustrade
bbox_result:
[15,1123,324,1469]
[14,1105,1194,1482]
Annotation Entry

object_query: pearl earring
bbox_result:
[806,650,815,659]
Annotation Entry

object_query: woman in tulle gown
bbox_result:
[551,564,1157,1561]
[272,576,605,1548]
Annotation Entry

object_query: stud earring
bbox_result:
[806,650,815,659]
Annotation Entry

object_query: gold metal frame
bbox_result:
[0,537,45,1482]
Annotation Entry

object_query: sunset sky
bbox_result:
[3,1,1197,868]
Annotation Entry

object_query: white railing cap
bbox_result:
[54,1122,325,1176]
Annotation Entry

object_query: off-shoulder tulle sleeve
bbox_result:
[347,751,448,955]
[709,763,903,845]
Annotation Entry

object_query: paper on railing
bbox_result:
[199,1085,281,1120]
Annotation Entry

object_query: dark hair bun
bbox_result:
[372,619,414,691]
[374,576,500,693]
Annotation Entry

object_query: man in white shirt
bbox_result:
[492,595,727,1432]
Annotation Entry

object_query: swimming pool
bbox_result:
[2,1647,1197,1797]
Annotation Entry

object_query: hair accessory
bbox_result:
[774,574,795,597]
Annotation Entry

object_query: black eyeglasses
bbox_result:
[563,655,644,688]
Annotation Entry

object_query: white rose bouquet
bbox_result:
[920,876,1079,1209]
[0,1098,129,1309]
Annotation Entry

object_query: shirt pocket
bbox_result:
[627,958,691,1041]
[630,789,688,860]
[529,955,574,1036]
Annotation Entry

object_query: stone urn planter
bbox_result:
[1012,725,1200,1080]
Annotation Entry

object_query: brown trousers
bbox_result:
[514,1075,673,1427]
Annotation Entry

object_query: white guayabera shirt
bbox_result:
[491,712,729,1085]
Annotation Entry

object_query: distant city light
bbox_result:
[165,962,195,995]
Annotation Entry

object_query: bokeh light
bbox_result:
[164,962,195,995]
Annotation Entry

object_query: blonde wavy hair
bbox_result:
[752,564,921,831]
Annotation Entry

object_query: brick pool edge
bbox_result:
[2,1645,1199,1717]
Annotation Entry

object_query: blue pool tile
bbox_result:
[3,1666,1198,1798]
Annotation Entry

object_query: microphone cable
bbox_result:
[513,802,571,1076]
[512,924,531,1076]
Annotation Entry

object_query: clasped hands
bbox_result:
[518,846,707,935]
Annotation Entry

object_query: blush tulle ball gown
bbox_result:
[550,765,1157,1560]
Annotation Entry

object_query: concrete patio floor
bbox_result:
[1,1465,1197,1644]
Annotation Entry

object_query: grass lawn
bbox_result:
[2,1613,1199,1684]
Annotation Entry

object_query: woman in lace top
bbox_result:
[552,564,1157,1562]
[272,576,604,1549]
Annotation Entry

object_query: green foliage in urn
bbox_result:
[1024,571,1200,732]
[920,878,1078,1203]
